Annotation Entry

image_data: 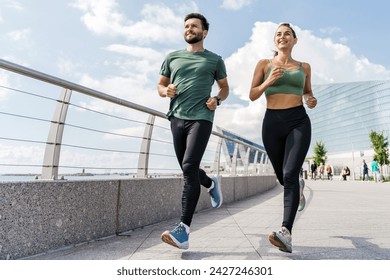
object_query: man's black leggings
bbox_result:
[170,117,213,227]
[262,105,311,233]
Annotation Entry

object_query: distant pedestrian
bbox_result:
[362,159,370,181]
[311,162,317,180]
[340,166,350,181]
[326,164,333,180]
[371,159,380,182]
[318,162,325,180]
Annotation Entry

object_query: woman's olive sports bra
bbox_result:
[264,60,306,96]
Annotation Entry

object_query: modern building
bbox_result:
[306,79,390,178]
[200,126,271,175]
[217,126,267,165]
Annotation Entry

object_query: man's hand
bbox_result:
[165,84,177,98]
[206,97,218,110]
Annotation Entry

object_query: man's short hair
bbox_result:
[184,13,209,31]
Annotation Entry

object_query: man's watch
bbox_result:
[213,96,222,106]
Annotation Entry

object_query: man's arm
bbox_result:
[157,76,176,98]
[206,77,229,110]
[216,77,229,102]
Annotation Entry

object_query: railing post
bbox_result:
[137,115,155,178]
[253,150,259,174]
[243,147,250,175]
[213,137,223,174]
[232,143,239,175]
[259,152,265,174]
[41,89,72,179]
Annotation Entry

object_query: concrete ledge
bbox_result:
[0,175,276,259]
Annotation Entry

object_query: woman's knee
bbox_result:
[283,170,299,187]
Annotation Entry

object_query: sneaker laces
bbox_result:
[279,227,290,237]
[172,223,189,234]
[172,224,185,233]
[279,227,291,239]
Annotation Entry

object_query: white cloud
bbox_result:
[6,28,30,42]
[69,0,124,33]
[0,144,44,174]
[69,0,191,45]
[214,101,266,143]
[56,57,80,76]
[105,44,163,61]
[103,126,145,140]
[0,0,23,22]
[224,22,275,102]
[102,44,165,87]
[221,0,253,10]
[320,26,341,35]
[58,149,140,173]
[76,71,167,114]
[4,0,23,10]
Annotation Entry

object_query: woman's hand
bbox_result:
[266,67,285,85]
[305,96,317,109]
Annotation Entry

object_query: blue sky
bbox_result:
[1,0,390,173]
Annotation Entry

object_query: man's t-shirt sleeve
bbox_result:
[159,56,171,77]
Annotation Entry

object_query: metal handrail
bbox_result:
[0,59,165,118]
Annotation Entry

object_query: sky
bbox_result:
[1,0,390,174]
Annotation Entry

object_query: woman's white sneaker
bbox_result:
[268,226,292,253]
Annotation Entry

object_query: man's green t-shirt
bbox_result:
[159,49,227,122]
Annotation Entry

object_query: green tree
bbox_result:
[313,141,327,166]
[369,131,390,177]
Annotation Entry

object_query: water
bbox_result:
[0,173,180,182]
[0,174,135,182]
[0,175,38,182]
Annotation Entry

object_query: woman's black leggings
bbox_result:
[170,117,213,227]
[262,105,311,233]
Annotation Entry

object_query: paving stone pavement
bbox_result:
[24,179,390,260]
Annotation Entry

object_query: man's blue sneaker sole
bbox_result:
[161,231,189,250]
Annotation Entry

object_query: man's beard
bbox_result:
[185,32,203,44]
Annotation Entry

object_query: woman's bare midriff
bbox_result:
[266,94,303,109]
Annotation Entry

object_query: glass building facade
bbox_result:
[216,126,267,167]
[306,79,390,175]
